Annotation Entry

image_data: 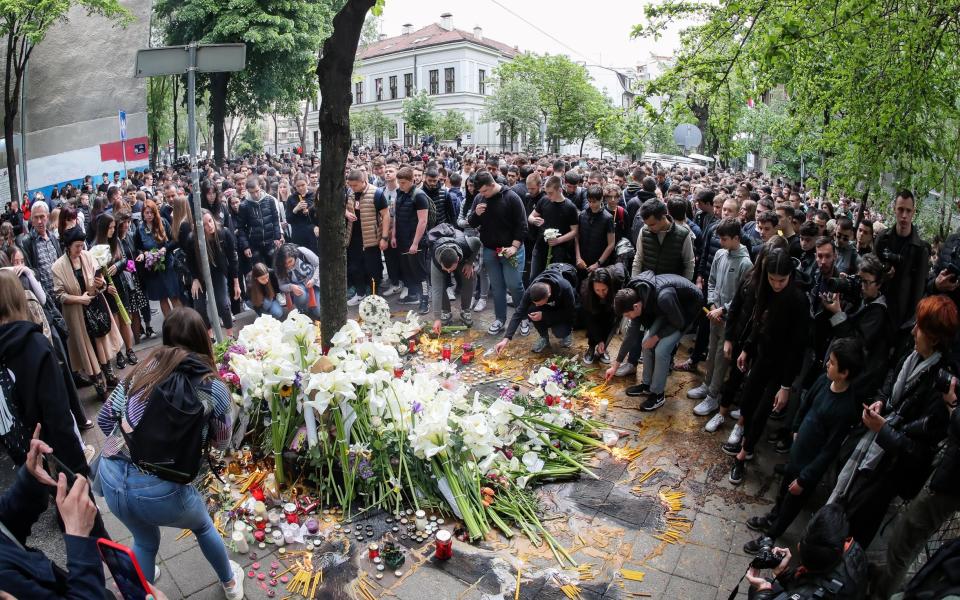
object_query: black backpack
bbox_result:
[120,357,214,484]
[543,262,580,293]
[0,364,29,465]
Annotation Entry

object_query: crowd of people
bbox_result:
[1,145,959,599]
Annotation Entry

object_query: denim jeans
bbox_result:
[258,297,285,319]
[98,457,233,584]
[639,322,684,394]
[482,246,525,322]
[289,283,322,320]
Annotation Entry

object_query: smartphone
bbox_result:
[98,539,152,600]
[44,453,77,488]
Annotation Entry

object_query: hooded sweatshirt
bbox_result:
[0,321,86,473]
[616,271,703,362]
[707,244,752,311]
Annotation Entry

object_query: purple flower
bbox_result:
[125,259,136,273]
[293,371,303,388]
[411,401,423,414]
[358,460,374,480]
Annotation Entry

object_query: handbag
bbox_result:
[83,293,112,339]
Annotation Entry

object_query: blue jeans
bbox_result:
[98,457,234,584]
[482,246,525,322]
[258,297,285,319]
[639,321,684,394]
[289,283,322,320]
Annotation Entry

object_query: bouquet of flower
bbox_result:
[143,249,165,272]
[88,244,130,325]
[543,228,560,265]
[495,246,519,268]
[358,295,391,334]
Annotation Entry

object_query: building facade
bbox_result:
[299,14,518,152]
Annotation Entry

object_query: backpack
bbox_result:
[542,262,580,295]
[417,188,439,229]
[0,365,29,465]
[120,360,214,484]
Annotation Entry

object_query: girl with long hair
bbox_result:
[200,178,231,229]
[94,213,138,368]
[580,263,625,364]
[57,205,78,245]
[274,243,321,320]
[133,200,182,317]
[246,261,284,319]
[724,247,810,485]
[96,307,243,598]
[185,210,240,336]
[114,209,151,341]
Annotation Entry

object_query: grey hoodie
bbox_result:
[707,244,752,310]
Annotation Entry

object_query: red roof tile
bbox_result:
[358,23,519,60]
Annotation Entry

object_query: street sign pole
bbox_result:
[136,42,245,343]
[119,111,128,179]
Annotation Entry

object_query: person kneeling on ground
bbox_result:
[495,264,577,355]
[744,503,867,600]
[428,223,481,334]
[604,270,703,411]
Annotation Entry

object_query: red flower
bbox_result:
[545,395,555,407]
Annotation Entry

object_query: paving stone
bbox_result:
[158,525,198,561]
[393,566,468,600]
[163,545,220,596]
[98,508,133,544]
[597,488,663,529]
[615,564,671,598]
[686,512,736,552]
[662,574,719,599]
[675,544,728,587]
[629,530,683,573]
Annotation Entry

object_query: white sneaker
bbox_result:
[730,408,741,420]
[347,294,364,306]
[615,362,636,377]
[223,560,244,600]
[381,283,402,297]
[704,412,725,433]
[446,286,456,301]
[519,319,531,336]
[726,423,744,446]
[487,319,504,334]
[474,298,487,312]
[687,384,709,399]
[693,395,719,416]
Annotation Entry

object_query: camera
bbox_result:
[934,368,957,394]
[751,542,786,570]
[880,248,902,265]
[941,243,960,278]
[825,275,861,296]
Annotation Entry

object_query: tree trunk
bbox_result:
[579,136,586,157]
[315,0,375,348]
[209,73,230,164]
[855,188,869,230]
[272,113,279,155]
[4,112,18,202]
[172,76,179,158]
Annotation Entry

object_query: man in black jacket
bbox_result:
[604,271,703,411]
[428,224,481,332]
[494,264,577,355]
[874,190,930,330]
[237,177,282,266]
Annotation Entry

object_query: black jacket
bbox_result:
[929,407,960,494]
[743,280,811,387]
[875,225,930,328]
[625,271,703,336]
[505,267,576,339]
[236,194,282,251]
[829,296,893,398]
[1,209,24,237]
[467,186,528,250]
[625,189,657,231]
[0,321,87,473]
[184,227,240,283]
[422,183,455,226]
[748,539,868,600]
[17,229,61,272]
[789,375,860,489]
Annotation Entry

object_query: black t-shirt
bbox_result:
[578,208,614,266]
[534,197,578,252]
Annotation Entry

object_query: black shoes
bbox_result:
[743,535,774,554]
[127,349,139,365]
[729,459,745,485]
[746,515,773,533]
[641,393,666,411]
[418,296,429,315]
[116,351,126,370]
[625,383,650,397]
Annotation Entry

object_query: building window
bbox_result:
[389,75,397,99]
[444,67,455,94]
[354,81,363,104]
[403,122,413,146]
[478,69,486,95]
[404,73,413,97]
[392,122,398,139]
[429,69,439,95]
[312,130,319,150]
[375,78,383,101]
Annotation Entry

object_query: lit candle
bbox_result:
[597,399,609,417]
[272,530,285,547]
[232,531,249,554]
[415,510,427,531]
[434,530,453,560]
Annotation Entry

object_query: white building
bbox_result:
[300,13,518,151]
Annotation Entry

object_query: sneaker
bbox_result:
[400,294,421,305]
[599,352,611,364]
[726,423,744,446]
[625,383,650,397]
[345,287,356,300]
[730,408,741,420]
[487,320,504,335]
[347,294,364,306]
[474,297,487,312]
[440,311,452,325]
[446,286,456,301]
[532,337,551,353]
[743,535,774,555]
[693,395,719,416]
[615,362,636,377]
[583,348,596,365]
[115,351,126,370]
[641,393,666,411]
[704,412,725,433]
[460,310,473,327]
[381,283,402,297]
[560,334,573,348]
[519,319,531,336]
[769,408,786,421]
[729,459,745,485]
[507,296,515,307]
[721,440,742,456]
[223,560,244,600]
[686,384,709,400]
[418,296,430,315]
[153,565,162,582]
[746,515,773,533]
[775,438,792,454]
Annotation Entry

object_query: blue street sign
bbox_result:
[119,111,127,141]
